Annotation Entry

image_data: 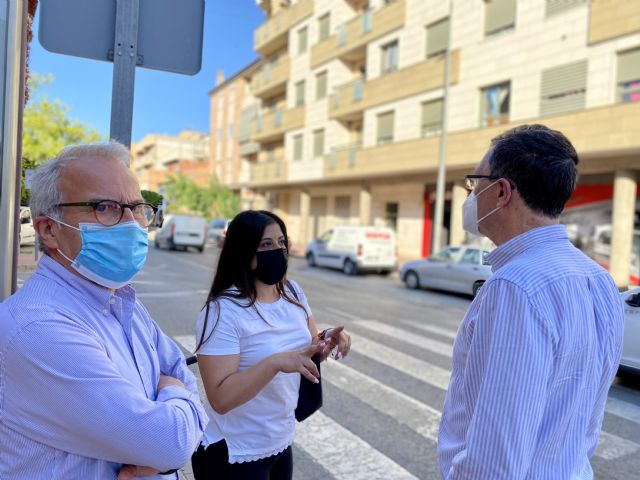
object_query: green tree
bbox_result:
[164,174,240,220]
[21,73,102,204]
[141,190,163,207]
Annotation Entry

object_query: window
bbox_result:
[316,71,328,100]
[295,80,306,106]
[293,134,303,161]
[540,60,587,116]
[266,145,275,162]
[385,202,399,231]
[381,40,399,74]
[460,249,481,265]
[484,0,516,37]
[318,14,330,42]
[480,82,510,127]
[377,111,395,145]
[313,129,325,158]
[217,127,223,141]
[432,247,461,262]
[545,0,587,17]
[421,99,443,137]
[617,48,640,103]
[228,124,234,139]
[319,230,333,243]
[335,196,351,220]
[426,18,449,58]
[298,27,308,54]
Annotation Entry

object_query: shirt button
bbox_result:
[101,308,108,316]
[109,297,116,305]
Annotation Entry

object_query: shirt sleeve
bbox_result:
[445,279,554,480]
[196,300,241,355]
[2,318,205,472]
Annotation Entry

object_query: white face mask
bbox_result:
[462,180,501,236]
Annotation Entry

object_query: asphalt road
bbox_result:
[133,244,640,480]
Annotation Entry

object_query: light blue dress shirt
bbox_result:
[0,255,208,479]
[438,225,624,479]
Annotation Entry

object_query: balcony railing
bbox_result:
[589,0,640,44]
[330,50,460,119]
[249,159,288,187]
[251,106,305,143]
[254,0,314,55]
[311,0,405,67]
[251,55,290,98]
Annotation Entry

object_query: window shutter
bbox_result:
[422,100,443,135]
[298,27,308,53]
[318,14,330,42]
[540,60,587,116]
[426,18,449,57]
[377,111,395,145]
[618,48,640,84]
[313,130,325,157]
[545,0,586,17]
[296,81,305,106]
[316,72,327,99]
[293,134,303,161]
[485,0,516,35]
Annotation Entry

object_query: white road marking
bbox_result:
[605,395,640,425]
[595,431,639,460]
[137,289,207,299]
[295,412,419,480]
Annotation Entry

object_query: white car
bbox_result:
[306,226,397,276]
[154,214,207,253]
[400,246,493,297]
[19,207,36,246]
[207,219,229,247]
[620,288,640,375]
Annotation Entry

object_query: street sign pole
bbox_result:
[109,0,139,148]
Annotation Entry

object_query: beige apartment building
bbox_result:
[222,0,640,284]
[209,61,263,210]
[131,130,210,194]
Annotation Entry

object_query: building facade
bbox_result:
[131,130,210,193]
[220,0,640,283]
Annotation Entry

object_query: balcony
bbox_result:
[249,159,288,187]
[330,50,460,120]
[252,106,305,144]
[324,102,640,180]
[251,55,290,99]
[311,0,405,68]
[254,0,314,56]
[589,0,640,44]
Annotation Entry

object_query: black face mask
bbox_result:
[253,248,288,285]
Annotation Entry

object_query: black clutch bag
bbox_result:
[295,354,322,422]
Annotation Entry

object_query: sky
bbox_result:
[29,0,264,143]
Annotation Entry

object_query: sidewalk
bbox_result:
[17,245,38,274]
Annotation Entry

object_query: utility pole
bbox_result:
[431,0,453,254]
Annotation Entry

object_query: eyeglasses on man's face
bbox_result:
[55,200,158,227]
[464,174,501,192]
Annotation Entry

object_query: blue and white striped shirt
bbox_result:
[438,225,624,479]
[0,255,208,479]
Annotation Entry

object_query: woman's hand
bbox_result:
[273,343,323,383]
[318,326,351,361]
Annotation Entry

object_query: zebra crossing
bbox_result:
[172,306,640,479]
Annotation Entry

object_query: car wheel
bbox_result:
[380,269,391,276]
[404,271,420,289]
[154,238,160,249]
[343,259,357,276]
[197,245,205,253]
[472,281,484,298]
[168,237,177,251]
[306,252,316,267]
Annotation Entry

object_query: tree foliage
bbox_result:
[21,74,102,204]
[164,174,240,220]
[141,190,163,207]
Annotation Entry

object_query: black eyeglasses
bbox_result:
[55,200,158,227]
[464,174,501,191]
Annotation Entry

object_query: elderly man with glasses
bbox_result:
[0,143,207,479]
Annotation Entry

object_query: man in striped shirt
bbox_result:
[438,125,624,479]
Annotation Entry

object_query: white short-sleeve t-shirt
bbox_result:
[196,280,312,463]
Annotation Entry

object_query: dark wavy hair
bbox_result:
[196,210,308,352]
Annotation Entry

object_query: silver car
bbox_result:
[620,288,640,375]
[400,246,493,297]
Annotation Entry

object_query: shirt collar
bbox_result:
[36,254,135,310]
[485,224,568,273]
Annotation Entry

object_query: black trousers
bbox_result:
[191,440,293,480]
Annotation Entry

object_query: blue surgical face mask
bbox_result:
[50,218,149,289]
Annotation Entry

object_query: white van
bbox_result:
[305,226,397,275]
[19,207,36,246]
[154,214,207,253]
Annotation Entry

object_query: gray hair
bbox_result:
[29,141,131,251]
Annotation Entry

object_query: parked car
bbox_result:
[620,288,640,375]
[154,214,207,252]
[400,246,493,297]
[306,226,397,276]
[19,206,36,246]
[207,218,229,246]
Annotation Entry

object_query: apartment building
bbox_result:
[209,61,264,210]
[131,130,210,193]
[221,0,640,282]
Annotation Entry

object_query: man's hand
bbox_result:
[117,465,161,479]
[158,374,184,391]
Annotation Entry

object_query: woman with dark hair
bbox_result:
[191,210,351,480]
